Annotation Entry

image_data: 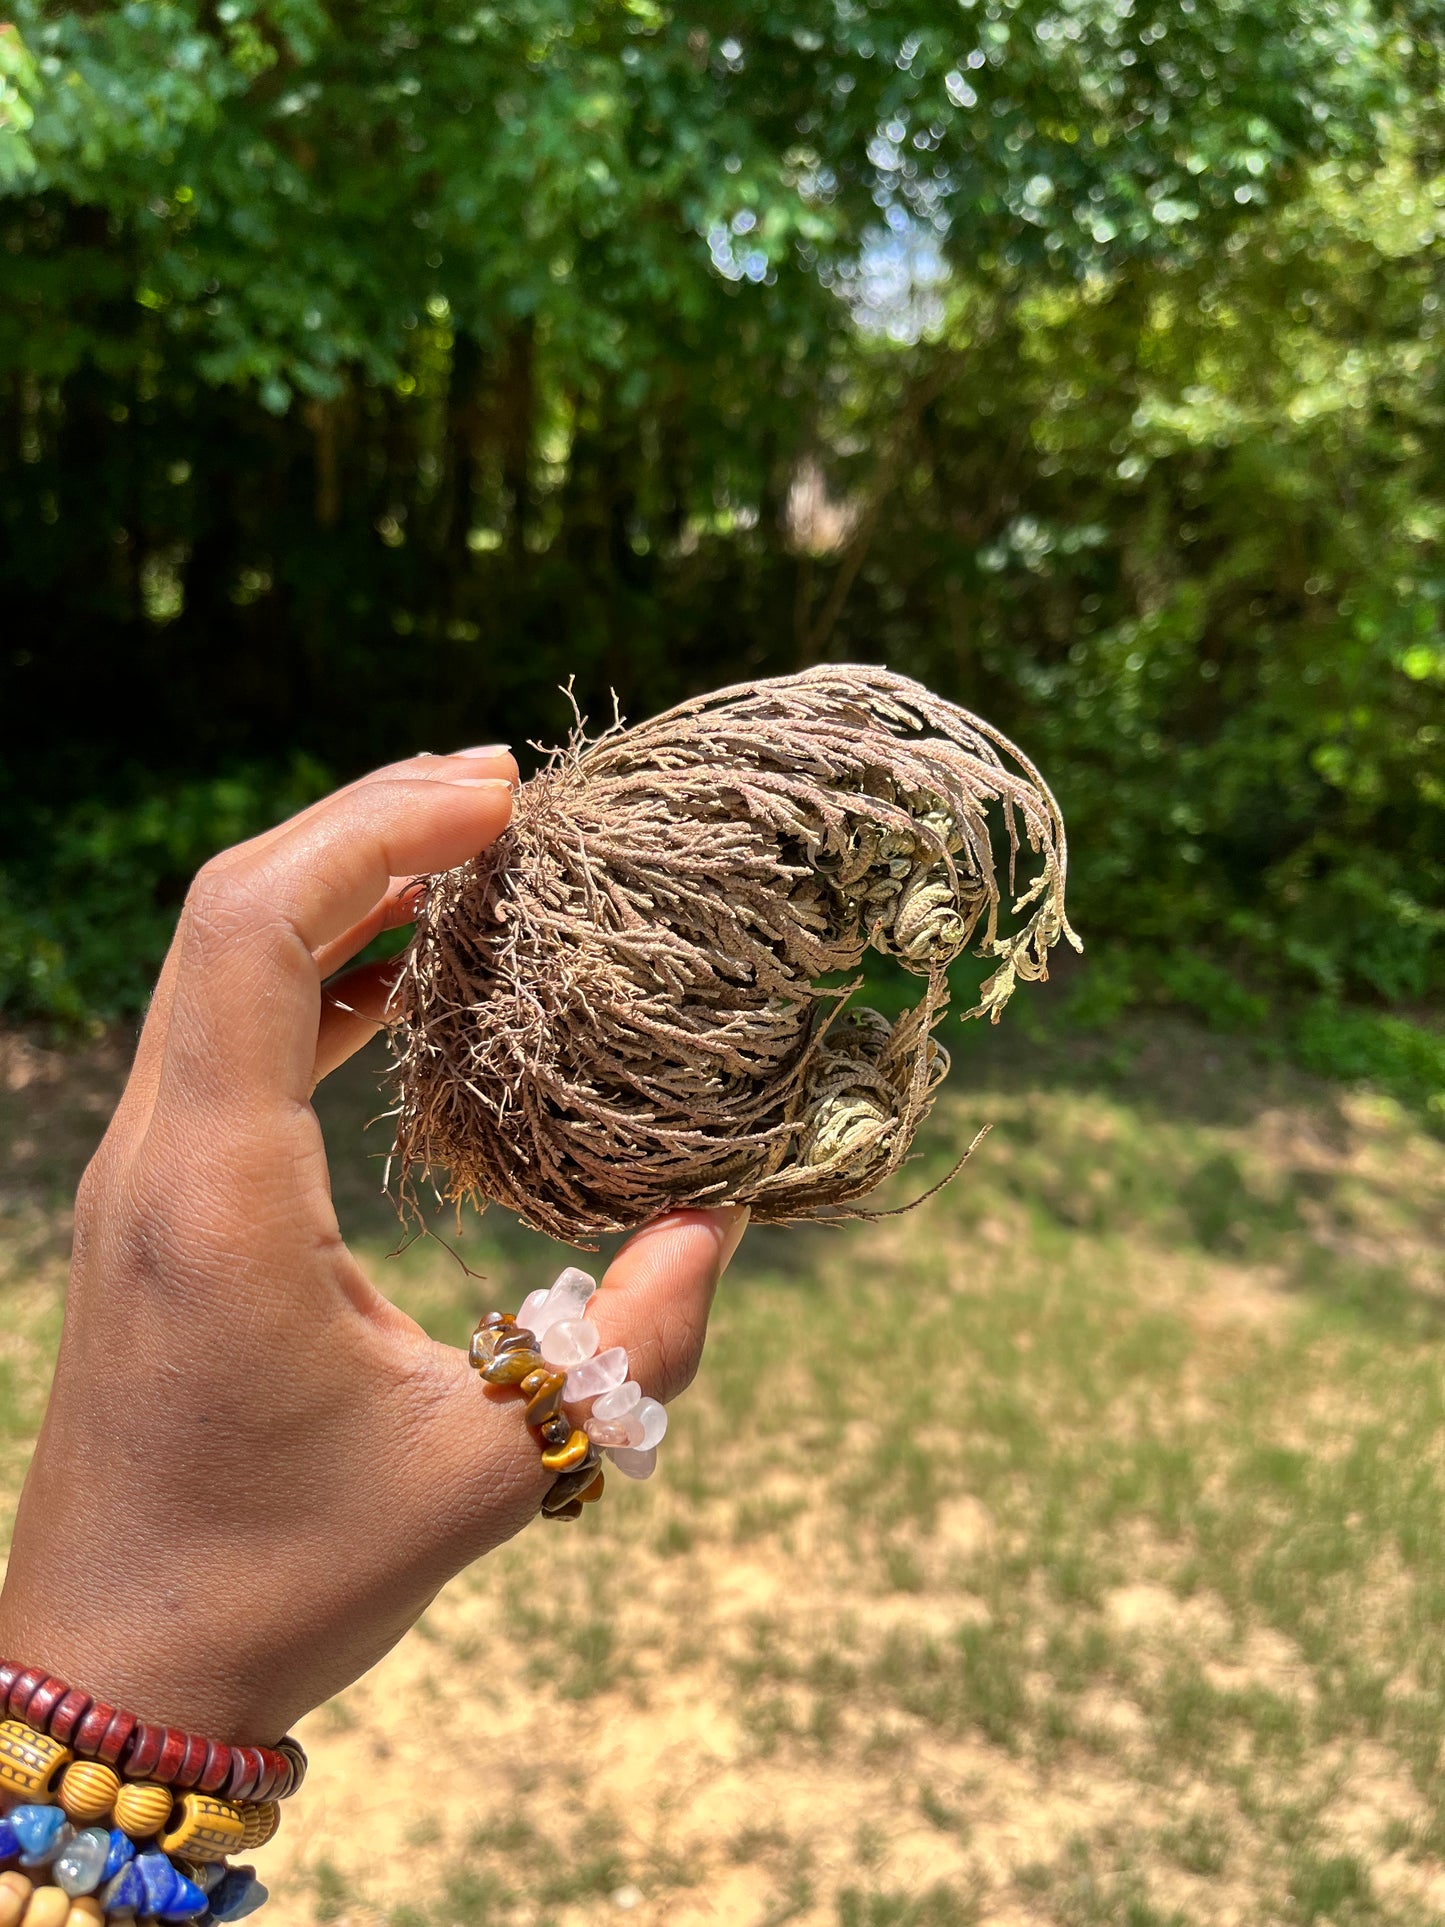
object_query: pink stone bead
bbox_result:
[564,1346,627,1402]
[539,1318,599,1369]
[591,1380,642,1421]
[585,1415,644,1448]
[606,1444,657,1481]
[517,1288,551,1332]
[633,1397,668,1450]
[529,1267,596,1339]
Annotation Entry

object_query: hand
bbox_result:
[0,752,746,1741]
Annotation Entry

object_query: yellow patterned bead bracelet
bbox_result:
[0,1725,278,1860]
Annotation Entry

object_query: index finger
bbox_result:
[118,751,516,1138]
[154,770,513,1115]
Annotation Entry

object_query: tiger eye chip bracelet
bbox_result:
[470,1313,604,1520]
[0,1671,306,1927]
[469,1266,671,1518]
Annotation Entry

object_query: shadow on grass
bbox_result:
[4,993,1440,1344]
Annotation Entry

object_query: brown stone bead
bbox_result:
[544,1451,601,1508]
[578,1471,605,1504]
[523,1372,567,1426]
[541,1427,591,1473]
[548,1499,584,1521]
[481,1348,543,1386]
[540,1413,572,1447]
[471,1314,527,1369]
[475,1322,533,1363]
[519,1367,552,1396]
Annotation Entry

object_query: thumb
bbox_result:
[402,1206,748,1566]
[587,1206,750,1404]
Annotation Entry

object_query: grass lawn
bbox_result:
[2,1006,1443,1927]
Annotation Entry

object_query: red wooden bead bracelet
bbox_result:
[0,1660,305,1802]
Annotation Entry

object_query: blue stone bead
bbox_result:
[22,1826,73,1868]
[104,1829,138,1881]
[0,1818,18,1864]
[55,1826,112,1896]
[11,1806,69,1859]
[102,1860,150,1912]
[160,1872,209,1919]
[209,1869,268,1923]
[138,1852,183,1914]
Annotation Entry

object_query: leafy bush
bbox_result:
[0,0,1438,1073]
[1063,952,1443,1126]
[1293,1002,1445,1122]
[0,760,331,1028]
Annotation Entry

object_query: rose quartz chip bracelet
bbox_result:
[469,1267,668,1519]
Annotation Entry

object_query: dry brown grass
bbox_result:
[3,1014,1444,1927]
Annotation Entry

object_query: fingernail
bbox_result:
[445,776,515,792]
[630,1203,750,1277]
[714,1206,750,1280]
[453,743,511,757]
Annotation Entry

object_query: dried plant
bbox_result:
[388,666,1079,1242]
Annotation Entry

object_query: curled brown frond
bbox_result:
[388,665,1080,1243]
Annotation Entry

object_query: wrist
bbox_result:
[0,1554,262,1747]
[0,1335,549,1746]
[0,1657,293,1927]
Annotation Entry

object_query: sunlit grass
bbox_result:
[2,1015,1444,1925]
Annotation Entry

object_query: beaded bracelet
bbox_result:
[0,1680,296,1927]
[0,1673,303,1806]
[470,1267,670,1519]
[0,1743,268,1927]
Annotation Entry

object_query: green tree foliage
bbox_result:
[0,0,1440,1046]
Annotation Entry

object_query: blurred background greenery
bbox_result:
[0,0,1439,1110]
